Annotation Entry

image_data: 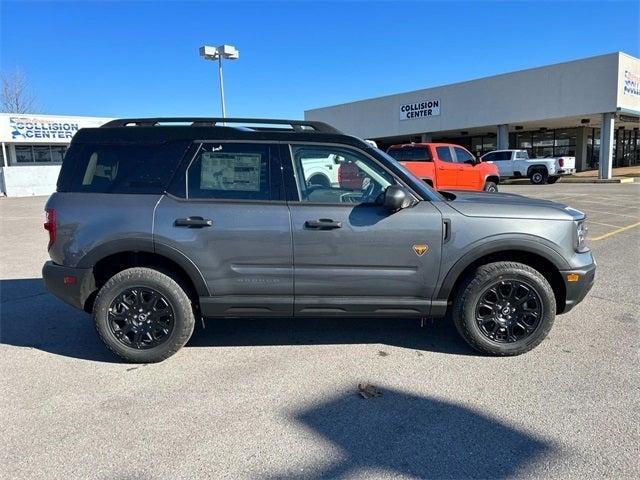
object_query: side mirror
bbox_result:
[383,185,410,212]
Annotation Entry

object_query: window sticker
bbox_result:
[200,152,262,191]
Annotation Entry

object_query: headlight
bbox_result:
[575,219,588,252]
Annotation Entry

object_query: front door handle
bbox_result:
[304,219,342,230]
[174,216,213,228]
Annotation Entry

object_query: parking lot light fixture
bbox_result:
[199,44,240,121]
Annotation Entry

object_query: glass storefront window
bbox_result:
[51,146,67,162]
[11,145,67,164]
[33,146,52,162]
[15,146,34,163]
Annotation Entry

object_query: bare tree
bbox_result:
[1,68,38,113]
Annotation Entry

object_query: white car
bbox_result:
[481,149,576,184]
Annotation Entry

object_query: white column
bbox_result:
[575,127,588,172]
[497,124,509,150]
[420,133,432,143]
[1,142,7,167]
[599,113,615,179]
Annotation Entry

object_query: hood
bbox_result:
[440,190,585,221]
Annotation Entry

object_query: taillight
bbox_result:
[44,208,56,250]
[558,158,564,167]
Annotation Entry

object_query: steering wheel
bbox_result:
[360,177,383,203]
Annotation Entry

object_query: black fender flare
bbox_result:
[435,234,569,303]
[527,164,549,176]
[483,174,500,185]
[76,238,210,296]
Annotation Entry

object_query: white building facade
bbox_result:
[306,52,640,179]
[0,113,111,196]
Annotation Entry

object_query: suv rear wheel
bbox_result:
[452,262,555,356]
[93,267,195,363]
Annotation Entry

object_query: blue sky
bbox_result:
[1,1,638,119]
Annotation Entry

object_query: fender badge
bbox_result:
[412,244,429,256]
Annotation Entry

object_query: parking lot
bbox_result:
[1,183,638,480]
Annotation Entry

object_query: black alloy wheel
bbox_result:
[475,279,542,343]
[108,287,175,349]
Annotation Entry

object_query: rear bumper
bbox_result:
[42,261,96,311]
[559,261,596,313]
[557,168,576,175]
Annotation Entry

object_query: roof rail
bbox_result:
[101,117,342,134]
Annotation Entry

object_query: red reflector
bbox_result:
[63,276,77,285]
[559,158,564,167]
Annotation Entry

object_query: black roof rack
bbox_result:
[101,117,342,134]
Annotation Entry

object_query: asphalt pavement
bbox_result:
[1,183,638,479]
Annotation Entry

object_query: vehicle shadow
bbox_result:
[268,387,555,479]
[0,278,477,362]
[0,277,118,362]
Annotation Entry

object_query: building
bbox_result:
[0,113,111,196]
[305,52,640,179]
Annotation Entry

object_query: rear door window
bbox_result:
[184,143,279,201]
[67,141,190,194]
[435,146,453,162]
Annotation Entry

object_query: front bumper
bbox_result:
[559,261,596,313]
[42,261,96,311]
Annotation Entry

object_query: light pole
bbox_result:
[199,44,240,121]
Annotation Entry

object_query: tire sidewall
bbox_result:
[530,170,547,184]
[458,267,555,355]
[94,268,194,362]
[484,181,498,192]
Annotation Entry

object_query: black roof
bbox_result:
[72,117,367,147]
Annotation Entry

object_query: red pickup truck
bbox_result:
[387,143,500,192]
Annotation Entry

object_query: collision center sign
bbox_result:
[399,99,441,120]
[623,70,640,98]
[0,114,111,144]
[9,117,79,140]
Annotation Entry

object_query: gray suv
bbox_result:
[42,118,596,362]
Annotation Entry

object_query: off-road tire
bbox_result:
[529,169,548,185]
[483,181,498,192]
[93,267,195,363]
[546,176,560,184]
[452,261,555,356]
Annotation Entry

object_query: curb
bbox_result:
[503,177,637,185]
[559,177,636,184]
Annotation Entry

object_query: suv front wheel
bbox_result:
[93,267,195,363]
[453,262,555,356]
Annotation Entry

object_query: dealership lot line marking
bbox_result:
[583,209,640,219]
[590,221,640,241]
[566,199,640,209]
[587,220,626,228]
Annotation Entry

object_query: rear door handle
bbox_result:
[304,219,342,230]
[174,216,213,228]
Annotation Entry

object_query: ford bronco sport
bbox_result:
[42,118,596,363]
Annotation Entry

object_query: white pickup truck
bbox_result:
[480,149,576,184]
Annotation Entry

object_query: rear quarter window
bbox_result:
[62,141,190,194]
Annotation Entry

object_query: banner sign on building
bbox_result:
[9,117,79,140]
[623,70,640,98]
[399,99,441,120]
[0,114,111,144]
